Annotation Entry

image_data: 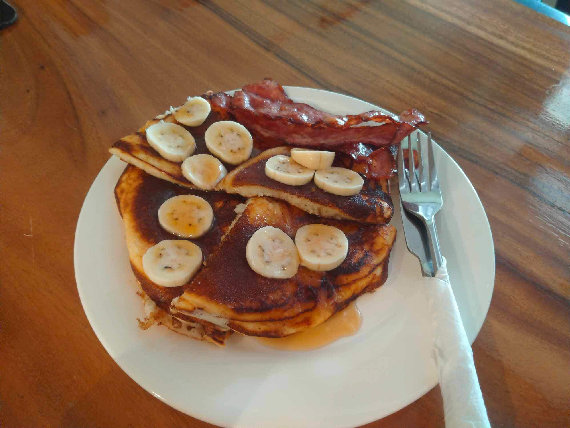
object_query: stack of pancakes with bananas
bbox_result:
[110,81,420,346]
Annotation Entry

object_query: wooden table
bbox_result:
[1,0,568,426]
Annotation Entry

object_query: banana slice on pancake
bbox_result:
[146,121,196,162]
[314,167,364,196]
[265,155,315,186]
[181,154,227,190]
[173,97,211,127]
[158,195,213,238]
[290,148,335,170]
[142,240,203,287]
[205,121,253,165]
[246,226,299,279]
[295,224,348,271]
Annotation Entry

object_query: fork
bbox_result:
[397,132,490,427]
[398,132,443,276]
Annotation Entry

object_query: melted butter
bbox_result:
[257,303,361,351]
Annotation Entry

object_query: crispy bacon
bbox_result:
[205,91,232,120]
[206,79,427,179]
[335,144,396,179]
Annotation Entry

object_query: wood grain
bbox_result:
[1,0,568,426]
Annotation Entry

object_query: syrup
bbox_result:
[257,303,362,351]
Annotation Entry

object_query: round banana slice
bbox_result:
[265,155,315,186]
[314,167,364,196]
[146,121,196,162]
[181,154,227,190]
[246,226,299,279]
[295,224,348,271]
[142,240,203,287]
[158,195,214,238]
[173,97,211,127]
[204,121,253,165]
[290,148,335,170]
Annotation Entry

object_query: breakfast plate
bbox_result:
[75,87,495,428]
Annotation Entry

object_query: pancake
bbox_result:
[226,264,386,337]
[109,88,399,344]
[217,147,393,224]
[114,164,245,344]
[109,105,392,226]
[109,102,261,189]
[138,292,230,346]
[172,197,396,337]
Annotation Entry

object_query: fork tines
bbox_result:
[399,132,439,193]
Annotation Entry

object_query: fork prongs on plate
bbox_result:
[408,135,419,192]
[400,132,437,193]
[426,132,439,191]
[416,133,427,191]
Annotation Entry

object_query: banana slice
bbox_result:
[173,97,211,127]
[314,167,364,196]
[142,240,202,287]
[181,154,227,190]
[295,224,348,271]
[146,121,196,162]
[265,155,315,186]
[205,121,253,165]
[290,148,335,170]
[246,226,299,279]
[158,195,213,238]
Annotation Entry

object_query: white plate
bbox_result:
[75,87,494,428]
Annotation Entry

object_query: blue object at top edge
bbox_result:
[513,0,570,25]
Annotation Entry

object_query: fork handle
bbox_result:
[424,216,444,276]
[425,260,491,427]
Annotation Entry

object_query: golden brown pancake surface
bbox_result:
[110,102,261,189]
[226,263,388,337]
[114,165,245,307]
[174,197,396,333]
[218,147,393,224]
[110,92,400,343]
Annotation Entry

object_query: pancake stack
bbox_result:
[110,86,399,346]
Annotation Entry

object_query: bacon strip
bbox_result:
[206,79,427,179]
